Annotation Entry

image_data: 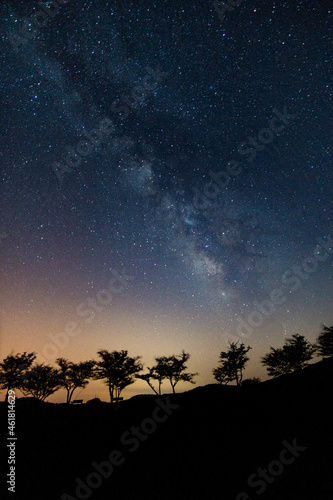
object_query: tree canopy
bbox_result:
[0,352,36,402]
[57,358,95,403]
[20,363,62,401]
[93,350,142,402]
[156,351,197,393]
[137,351,197,394]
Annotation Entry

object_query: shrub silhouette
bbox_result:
[241,377,261,387]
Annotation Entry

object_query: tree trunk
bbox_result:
[234,367,239,386]
[68,387,76,404]
[150,383,158,396]
[239,372,243,386]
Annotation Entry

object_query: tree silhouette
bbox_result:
[136,367,160,395]
[262,334,316,377]
[21,363,62,401]
[93,350,142,403]
[261,347,289,377]
[137,351,197,394]
[0,352,36,402]
[316,324,333,358]
[284,334,316,370]
[213,342,251,386]
[212,362,234,385]
[156,351,197,394]
[151,358,169,395]
[57,358,94,403]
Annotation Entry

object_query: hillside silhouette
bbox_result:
[0,357,332,500]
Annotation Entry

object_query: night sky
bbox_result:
[0,0,332,401]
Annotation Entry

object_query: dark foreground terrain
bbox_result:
[1,358,332,500]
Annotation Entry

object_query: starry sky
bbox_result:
[0,0,332,401]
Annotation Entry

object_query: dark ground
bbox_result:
[1,358,332,500]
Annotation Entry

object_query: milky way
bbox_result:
[0,0,332,396]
